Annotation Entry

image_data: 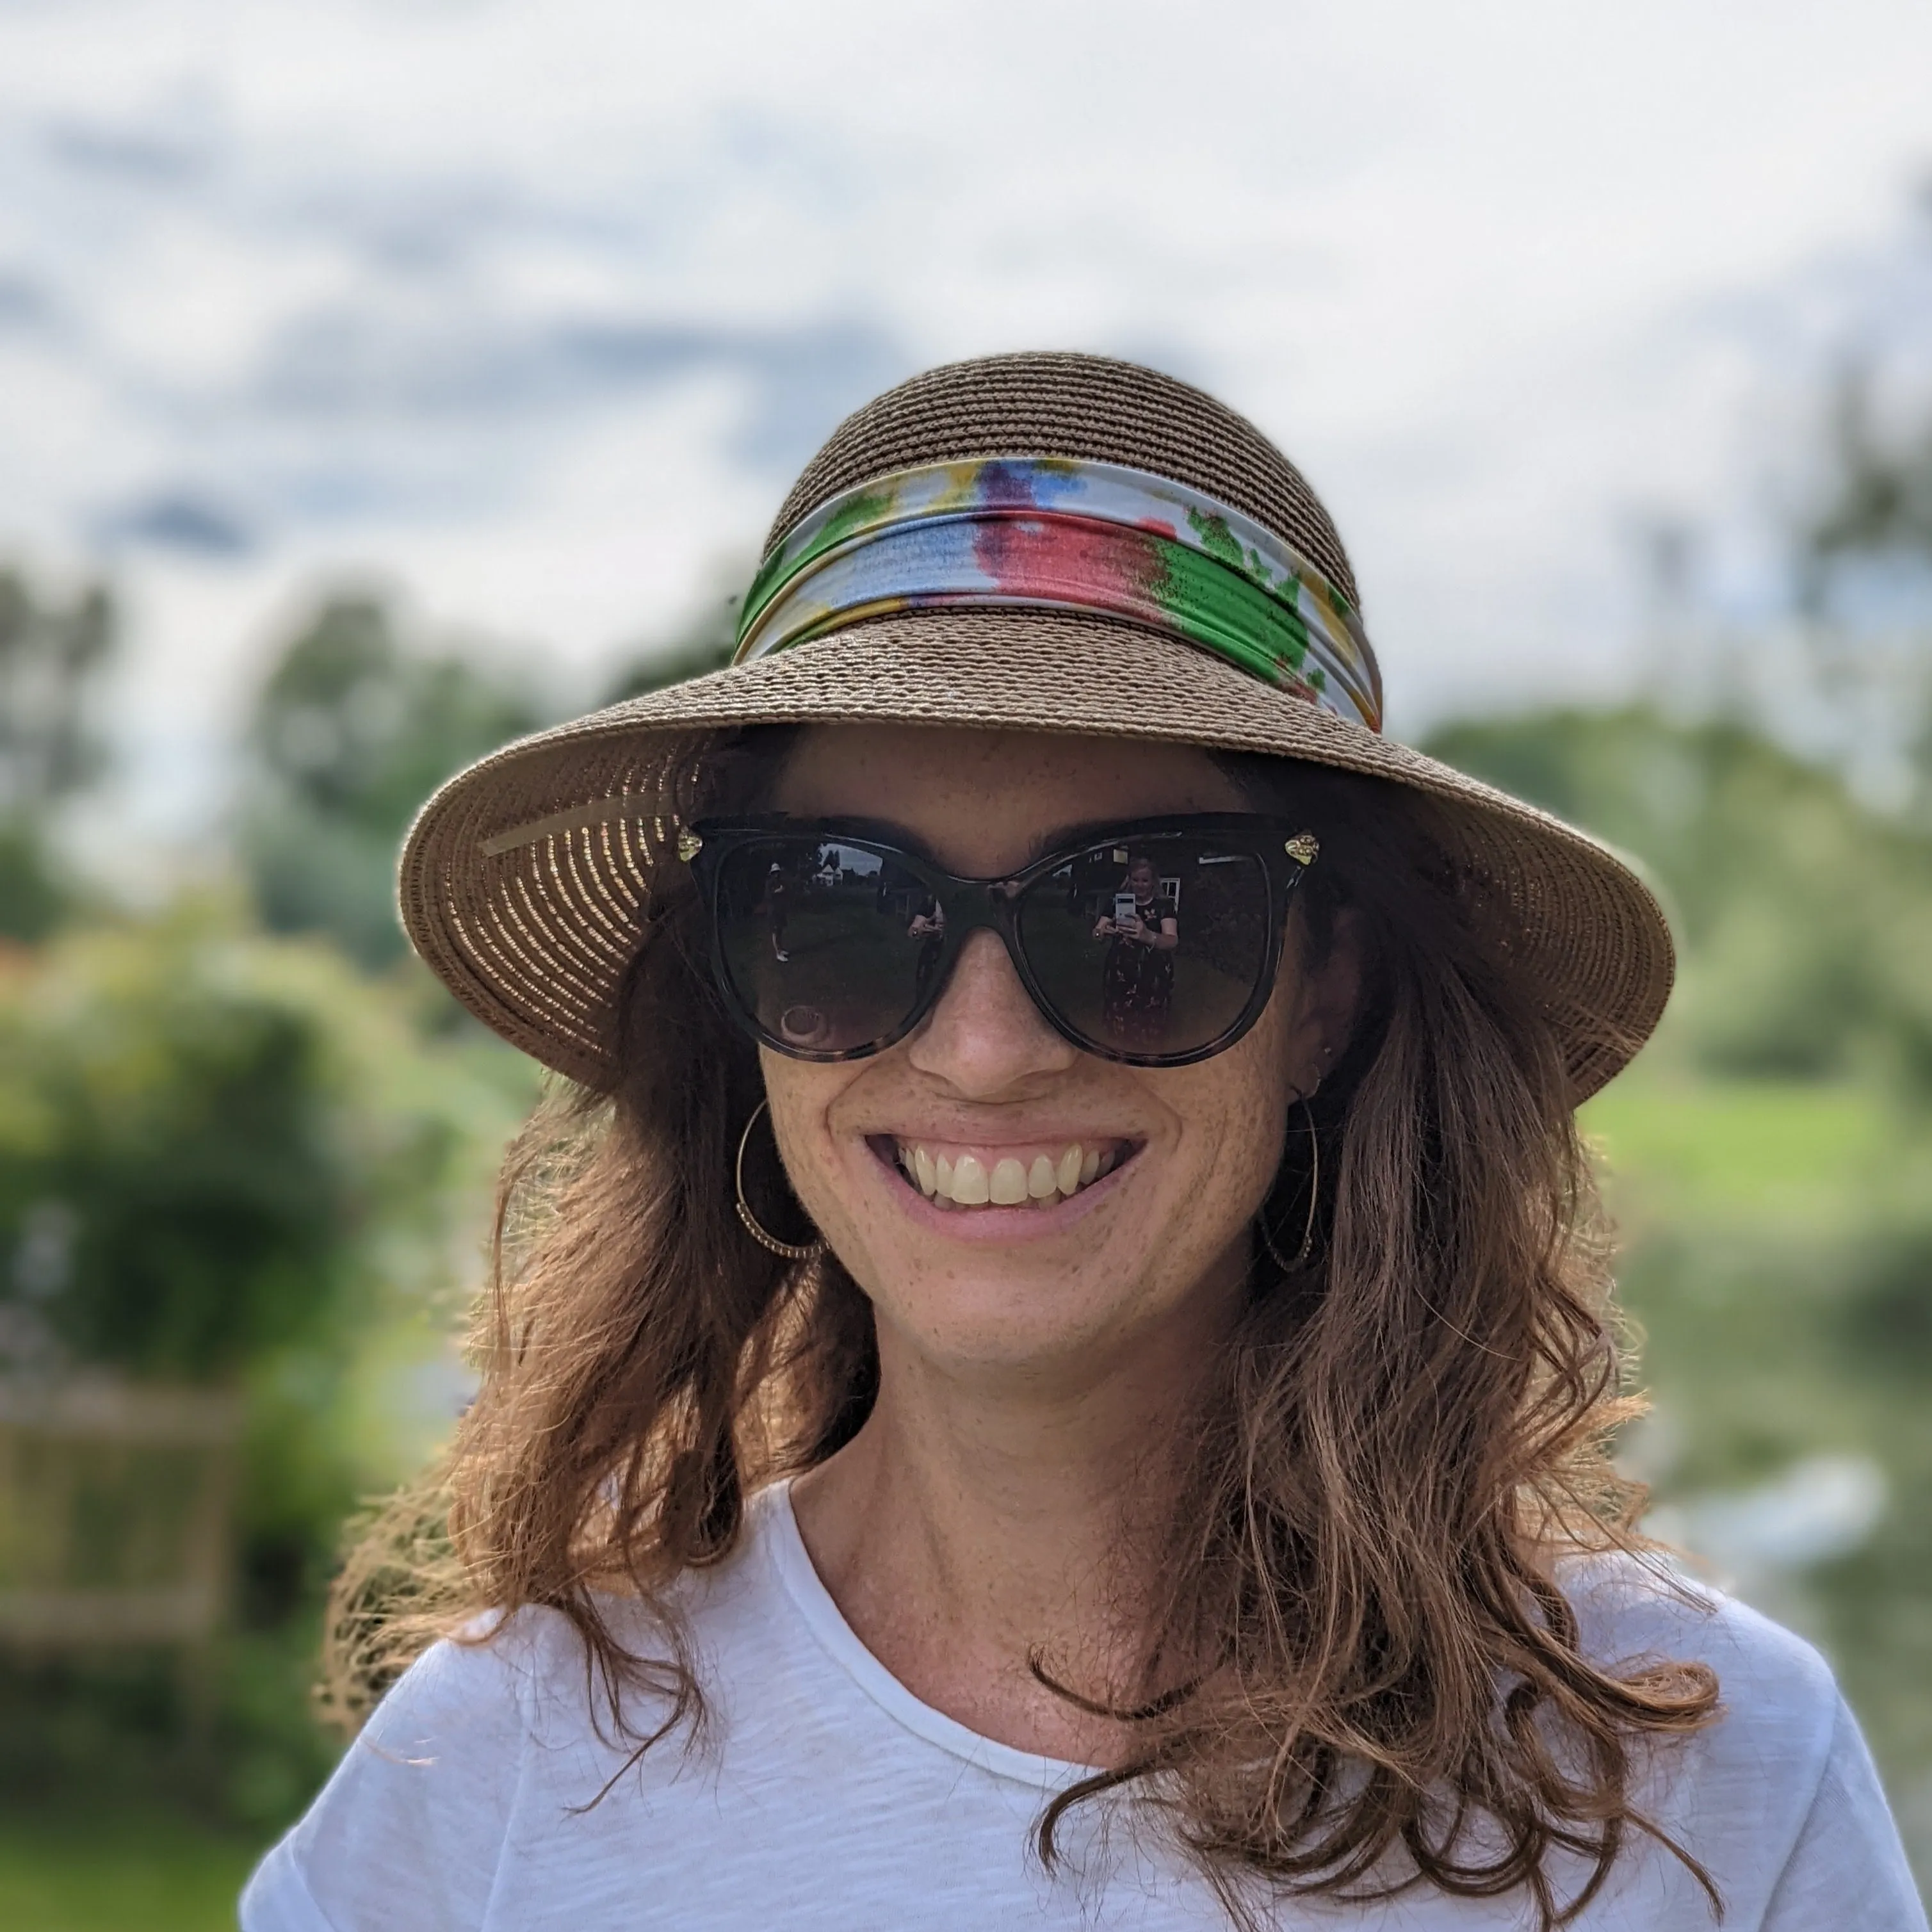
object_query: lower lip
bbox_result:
[868,1145,1135,1242]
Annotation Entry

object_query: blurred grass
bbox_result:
[1585,1071,1890,1227]
[1588,1063,1932,1869]
[0,1810,257,1932]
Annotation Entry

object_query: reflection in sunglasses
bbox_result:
[705,818,1302,1067]
[779,1003,834,1048]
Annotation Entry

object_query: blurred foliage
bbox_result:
[1793,359,1932,828]
[48,583,745,1762]
[600,568,738,704]
[0,818,66,945]
[601,630,735,703]
[1422,707,1932,1089]
[0,569,115,813]
[0,900,539,1830]
[240,594,546,966]
[0,568,115,941]
[0,914,367,1379]
[1805,361,1932,590]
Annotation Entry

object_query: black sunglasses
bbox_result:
[679,813,1319,1068]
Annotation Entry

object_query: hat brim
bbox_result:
[398,610,1671,1101]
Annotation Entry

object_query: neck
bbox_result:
[788,1270,1238,1764]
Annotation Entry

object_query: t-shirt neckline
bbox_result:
[759,1478,1103,1790]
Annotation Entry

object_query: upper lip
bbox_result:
[865,1123,1141,1146]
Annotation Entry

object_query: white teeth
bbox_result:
[898,1139,1126,1208]
[950,1153,991,1205]
[990,1157,1028,1205]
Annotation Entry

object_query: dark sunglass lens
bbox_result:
[712,839,944,1056]
[1014,835,1272,1060]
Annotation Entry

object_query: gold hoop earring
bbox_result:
[1258,1087,1321,1274]
[735,1097,825,1263]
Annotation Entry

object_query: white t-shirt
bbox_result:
[243,1481,1925,1931]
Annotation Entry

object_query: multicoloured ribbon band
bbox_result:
[735,457,1384,733]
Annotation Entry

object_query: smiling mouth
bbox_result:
[872,1137,1137,1210]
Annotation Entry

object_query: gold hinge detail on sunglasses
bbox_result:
[1284,832,1319,866]
[676,829,703,862]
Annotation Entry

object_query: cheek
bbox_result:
[1170,1020,1295,1231]
[758,1055,855,1230]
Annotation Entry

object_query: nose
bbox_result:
[905,929,1080,1095]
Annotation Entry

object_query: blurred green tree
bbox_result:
[0,902,533,1824]
[1795,361,1932,825]
[1805,364,1932,587]
[1423,707,1932,1089]
[601,631,735,702]
[4,920,367,1380]
[240,596,546,966]
[0,569,115,941]
[598,558,743,704]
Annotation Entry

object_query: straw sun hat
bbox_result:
[399,352,1670,1101]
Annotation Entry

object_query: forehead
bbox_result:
[772,725,1246,874]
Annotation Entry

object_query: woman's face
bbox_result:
[762,725,1358,1394]
[1128,857,1157,902]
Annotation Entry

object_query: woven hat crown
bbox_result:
[767,351,1361,611]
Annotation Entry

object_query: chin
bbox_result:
[867,1253,1176,1377]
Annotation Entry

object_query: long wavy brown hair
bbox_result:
[327,727,1720,1928]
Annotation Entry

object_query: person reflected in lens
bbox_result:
[1093,853,1179,1049]
[763,857,791,963]
[902,880,946,1002]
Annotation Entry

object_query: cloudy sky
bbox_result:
[3,0,1930,838]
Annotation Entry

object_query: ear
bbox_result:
[1283,906,1363,1094]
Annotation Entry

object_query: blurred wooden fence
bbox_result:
[0,1376,241,1649]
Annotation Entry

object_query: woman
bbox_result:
[244,353,1924,1930]
[1096,852,1180,1051]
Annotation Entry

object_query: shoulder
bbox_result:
[1559,1554,1926,1926]
[1559,1554,1842,1860]
[241,1607,578,1932]
[1560,1549,1837,1730]
[371,1538,773,1735]
[352,1567,762,1767]
[241,1522,791,1932]
[325,1600,612,1767]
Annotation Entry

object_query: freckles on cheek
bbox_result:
[1178,1045,1292,1230]
[759,1060,857,1235]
